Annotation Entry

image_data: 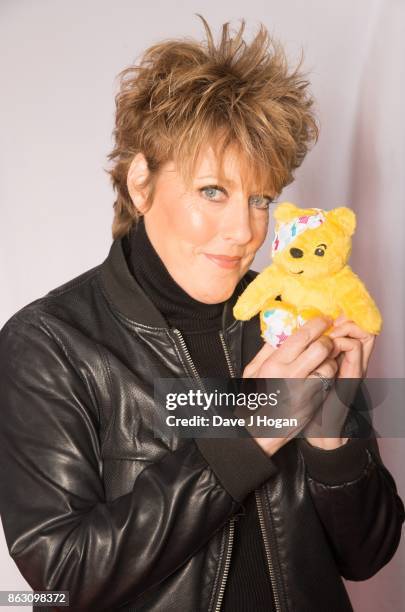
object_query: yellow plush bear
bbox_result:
[233,202,382,347]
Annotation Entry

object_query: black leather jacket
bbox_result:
[0,236,404,612]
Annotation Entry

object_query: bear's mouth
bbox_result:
[291,270,304,275]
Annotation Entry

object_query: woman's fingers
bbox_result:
[292,335,335,377]
[329,320,375,375]
[328,336,363,377]
[333,314,348,326]
[361,335,375,376]
[243,341,276,377]
[329,321,369,341]
[308,356,338,380]
[246,317,334,378]
[275,317,333,364]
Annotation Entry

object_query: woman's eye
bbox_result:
[199,186,225,201]
[249,195,274,210]
[199,186,274,209]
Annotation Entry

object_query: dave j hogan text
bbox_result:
[165,414,298,429]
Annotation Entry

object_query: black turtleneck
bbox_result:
[126,217,275,612]
[126,216,235,378]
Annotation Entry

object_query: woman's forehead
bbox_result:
[191,141,274,192]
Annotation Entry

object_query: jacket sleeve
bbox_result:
[0,313,278,612]
[296,395,405,581]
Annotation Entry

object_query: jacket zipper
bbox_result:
[213,330,238,612]
[218,331,236,378]
[172,328,204,386]
[171,328,236,612]
[213,517,235,612]
[219,330,283,612]
[172,328,282,611]
[255,490,283,612]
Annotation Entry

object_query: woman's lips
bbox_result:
[204,253,242,269]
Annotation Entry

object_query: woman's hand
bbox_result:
[328,314,376,378]
[241,317,338,458]
[303,316,377,449]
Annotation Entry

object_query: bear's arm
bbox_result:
[233,264,285,320]
[333,267,382,334]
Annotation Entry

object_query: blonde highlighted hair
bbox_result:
[107,15,319,238]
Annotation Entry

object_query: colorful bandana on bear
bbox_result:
[271,208,326,258]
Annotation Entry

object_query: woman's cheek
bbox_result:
[251,213,270,248]
[173,202,220,246]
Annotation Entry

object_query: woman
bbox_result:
[0,16,403,612]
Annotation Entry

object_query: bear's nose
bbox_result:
[290,247,303,258]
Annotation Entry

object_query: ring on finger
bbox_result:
[311,370,334,392]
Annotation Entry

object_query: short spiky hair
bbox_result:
[107,15,319,238]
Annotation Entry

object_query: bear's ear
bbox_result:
[273,202,301,222]
[327,207,356,236]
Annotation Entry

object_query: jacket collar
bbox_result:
[99,236,250,332]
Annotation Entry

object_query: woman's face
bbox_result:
[129,144,275,303]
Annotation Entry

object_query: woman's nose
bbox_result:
[223,201,253,245]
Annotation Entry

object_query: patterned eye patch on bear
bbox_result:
[271,209,326,258]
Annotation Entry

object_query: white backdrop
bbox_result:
[0,1,404,610]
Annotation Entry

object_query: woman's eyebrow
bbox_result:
[195,175,231,183]
[194,176,239,191]
[195,175,272,193]
[195,174,276,199]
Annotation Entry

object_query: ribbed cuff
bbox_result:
[297,437,371,485]
[195,436,278,502]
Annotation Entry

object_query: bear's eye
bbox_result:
[314,244,327,257]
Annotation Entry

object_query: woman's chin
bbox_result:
[190,282,237,305]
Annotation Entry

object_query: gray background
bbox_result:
[0,1,404,610]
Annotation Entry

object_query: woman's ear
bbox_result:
[127,153,150,214]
